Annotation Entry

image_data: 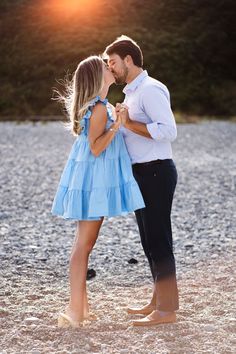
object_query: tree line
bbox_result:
[0,0,235,118]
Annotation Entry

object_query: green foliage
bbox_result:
[0,0,235,118]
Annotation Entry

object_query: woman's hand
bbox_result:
[108,102,122,128]
[115,110,122,127]
[116,103,130,127]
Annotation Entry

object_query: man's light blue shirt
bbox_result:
[121,70,177,164]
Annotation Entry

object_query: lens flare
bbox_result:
[49,0,97,15]
[26,1,104,30]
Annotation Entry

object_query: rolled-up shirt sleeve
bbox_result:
[141,85,177,142]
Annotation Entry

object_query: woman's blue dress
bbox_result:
[51,96,145,220]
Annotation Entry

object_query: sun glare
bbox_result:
[28,0,105,29]
[49,0,97,15]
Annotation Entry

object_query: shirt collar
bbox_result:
[123,70,148,94]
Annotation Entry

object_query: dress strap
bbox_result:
[88,95,108,108]
[81,95,109,125]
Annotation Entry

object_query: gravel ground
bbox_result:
[0,121,236,354]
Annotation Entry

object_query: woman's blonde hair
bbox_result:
[55,55,104,135]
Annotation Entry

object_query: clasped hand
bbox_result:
[115,103,130,127]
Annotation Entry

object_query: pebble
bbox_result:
[128,258,138,264]
[87,268,96,280]
[84,344,90,351]
[24,317,40,324]
[203,325,217,332]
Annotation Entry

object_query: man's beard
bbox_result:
[114,65,128,85]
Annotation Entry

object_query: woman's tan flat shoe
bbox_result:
[58,313,82,328]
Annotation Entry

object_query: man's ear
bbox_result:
[124,55,133,67]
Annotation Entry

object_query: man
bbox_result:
[104,35,179,326]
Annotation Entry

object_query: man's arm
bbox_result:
[116,103,152,138]
[123,118,152,138]
[118,86,177,142]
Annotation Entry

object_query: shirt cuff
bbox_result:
[146,122,165,141]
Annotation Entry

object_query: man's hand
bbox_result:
[115,102,122,114]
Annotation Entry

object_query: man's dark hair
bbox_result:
[104,35,143,67]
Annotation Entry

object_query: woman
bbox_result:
[51,55,145,328]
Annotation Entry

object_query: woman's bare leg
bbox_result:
[69,230,90,317]
[83,283,89,318]
[66,218,103,322]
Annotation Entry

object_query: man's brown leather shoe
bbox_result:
[127,304,155,315]
[132,310,176,326]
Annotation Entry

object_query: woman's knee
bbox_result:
[72,238,96,257]
[71,220,102,258]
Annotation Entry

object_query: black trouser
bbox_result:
[132,159,179,312]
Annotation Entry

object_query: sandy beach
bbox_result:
[1,121,235,354]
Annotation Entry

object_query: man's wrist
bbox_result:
[124,118,132,129]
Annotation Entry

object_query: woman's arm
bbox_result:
[88,103,120,157]
[108,102,117,119]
